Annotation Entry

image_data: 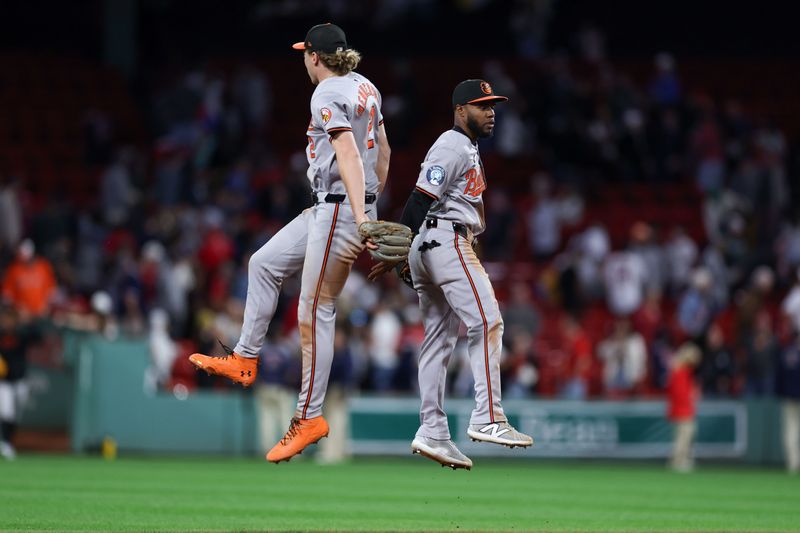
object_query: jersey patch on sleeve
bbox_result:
[426,165,446,186]
[321,107,332,124]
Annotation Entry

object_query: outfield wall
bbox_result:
[20,332,785,464]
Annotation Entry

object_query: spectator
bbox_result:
[776,212,800,282]
[560,315,594,399]
[742,311,779,397]
[776,334,800,474]
[603,248,647,317]
[667,343,701,472]
[526,173,564,262]
[1,240,58,319]
[677,267,718,344]
[482,189,517,260]
[101,147,140,226]
[0,305,39,460]
[700,323,736,397]
[734,266,775,344]
[145,309,177,392]
[502,281,540,346]
[597,318,647,396]
[0,176,23,255]
[574,223,611,301]
[664,226,698,294]
[369,303,402,392]
[781,267,800,335]
[502,330,537,399]
[649,52,681,107]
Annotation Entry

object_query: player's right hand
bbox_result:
[367,260,394,282]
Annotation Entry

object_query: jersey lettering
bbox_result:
[463,168,486,197]
[356,82,379,115]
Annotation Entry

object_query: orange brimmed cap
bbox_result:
[292,23,348,53]
[452,79,509,107]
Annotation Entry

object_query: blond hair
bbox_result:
[318,48,362,75]
[675,342,701,366]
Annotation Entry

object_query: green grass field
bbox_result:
[1,454,798,532]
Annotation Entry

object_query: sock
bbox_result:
[0,420,16,444]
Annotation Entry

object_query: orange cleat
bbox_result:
[267,416,329,463]
[188,342,258,387]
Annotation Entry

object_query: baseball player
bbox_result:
[189,23,391,463]
[371,80,533,469]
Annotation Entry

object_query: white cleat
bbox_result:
[0,441,17,461]
[411,436,472,470]
[467,422,533,448]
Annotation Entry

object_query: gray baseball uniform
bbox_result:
[409,128,506,441]
[234,72,382,419]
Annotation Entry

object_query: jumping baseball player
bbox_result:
[371,80,533,469]
[189,23,392,463]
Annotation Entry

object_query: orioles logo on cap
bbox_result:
[480,82,492,95]
[321,107,332,124]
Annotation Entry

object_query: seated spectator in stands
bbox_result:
[482,188,517,261]
[677,267,718,345]
[369,302,402,392]
[664,226,698,294]
[735,266,775,344]
[574,224,610,302]
[560,315,593,400]
[776,333,800,474]
[781,267,800,336]
[603,247,647,317]
[502,331,537,399]
[1,240,57,320]
[502,282,540,347]
[648,52,681,108]
[700,323,736,397]
[629,222,666,296]
[526,173,564,262]
[597,318,647,396]
[52,290,119,340]
[777,212,800,282]
[650,328,675,391]
[743,311,779,397]
[0,175,23,256]
[633,289,663,348]
[667,343,701,472]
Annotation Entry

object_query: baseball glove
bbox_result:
[358,220,413,263]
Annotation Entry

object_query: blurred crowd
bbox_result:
[1,30,800,412]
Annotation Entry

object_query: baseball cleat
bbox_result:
[411,436,472,470]
[467,422,533,448]
[188,341,258,387]
[267,416,329,463]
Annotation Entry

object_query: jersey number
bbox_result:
[308,136,316,159]
[367,106,376,149]
[464,168,486,197]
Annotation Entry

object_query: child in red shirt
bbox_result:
[667,343,701,472]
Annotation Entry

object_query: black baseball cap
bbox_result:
[452,79,508,107]
[292,23,349,53]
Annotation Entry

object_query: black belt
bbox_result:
[313,192,377,204]
[425,217,470,240]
